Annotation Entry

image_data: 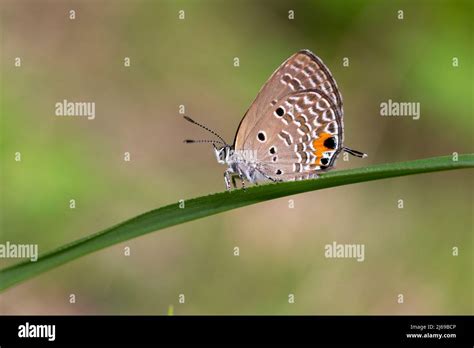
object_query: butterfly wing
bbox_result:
[248,90,343,181]
[234,49,343,150]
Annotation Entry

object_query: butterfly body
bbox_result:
[214,145,269,188]
[185,49,367,190]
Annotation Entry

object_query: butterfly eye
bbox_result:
[257,131,266,142]
[321,158,329,165]
[275,107,285,117]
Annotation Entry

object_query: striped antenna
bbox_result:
[183,116,228,145]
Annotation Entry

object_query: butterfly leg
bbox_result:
[230,173,247,190]
[224,169,232,191]
[224,169,247,191]
[238,173,246,191]
[231,174,238,189]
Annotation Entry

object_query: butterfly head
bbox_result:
[183,115,234,165]
[213,144,233,165]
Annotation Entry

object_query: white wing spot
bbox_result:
[322,109,336,121]
[316,99,330,110]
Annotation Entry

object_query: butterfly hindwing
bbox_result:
[245,90,343,181]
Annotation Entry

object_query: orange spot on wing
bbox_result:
[312,132,332,164]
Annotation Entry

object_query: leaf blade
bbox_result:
[1,154,472,291]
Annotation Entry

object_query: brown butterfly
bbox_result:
[185,49,366,190]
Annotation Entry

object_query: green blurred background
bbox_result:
[0,0,472,314]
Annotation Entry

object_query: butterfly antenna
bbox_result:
[183,116,228,145]
[343,147,368,158]
[184,139,225,145]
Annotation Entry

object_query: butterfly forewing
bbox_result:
[234,49,343,150]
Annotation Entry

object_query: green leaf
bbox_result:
[1,154,472,291]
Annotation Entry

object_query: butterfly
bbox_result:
[184,49,367,190]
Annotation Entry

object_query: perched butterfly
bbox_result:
[184,49,367,190]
